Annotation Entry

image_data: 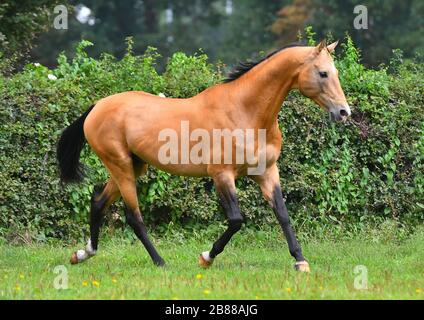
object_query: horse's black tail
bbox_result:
[57,105,95,184]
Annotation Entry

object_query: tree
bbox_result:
[271,0,312,44]
[0,0,61,56]
[271,0,424,66]
[30,0,286,69]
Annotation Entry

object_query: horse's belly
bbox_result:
[145,160,209,177]
[133,145,210,177]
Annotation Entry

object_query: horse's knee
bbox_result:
[124,206,144,229]
[229,217,243,232]
[124,206,137,227]
[90,185,108,218]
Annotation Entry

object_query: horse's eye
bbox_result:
[319,71,328,78]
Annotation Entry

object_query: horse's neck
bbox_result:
[225,49,302,130]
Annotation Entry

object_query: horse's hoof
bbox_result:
[198,253,214,268]
[70,249,91,265]
[294,261,310,273]
[70,252,79,265]
[155,259,166,267]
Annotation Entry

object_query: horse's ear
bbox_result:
[316,40,327,53]
[327,41,339,54]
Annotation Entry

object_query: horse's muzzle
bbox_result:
[329,106,351,122]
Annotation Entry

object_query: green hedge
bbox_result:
[0,37,423,241]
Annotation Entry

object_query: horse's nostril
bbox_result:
[340,109,348,117]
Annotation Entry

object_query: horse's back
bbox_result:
[82,91,206,171]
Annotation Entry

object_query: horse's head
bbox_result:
[295,40,351,122]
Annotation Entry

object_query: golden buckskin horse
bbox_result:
[57,40,350,272]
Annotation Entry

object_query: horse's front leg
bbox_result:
[252,163,310,272]
[199,170,243,268]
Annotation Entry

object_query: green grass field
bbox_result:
[1,228,423,300]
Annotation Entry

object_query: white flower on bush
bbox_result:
[48,74,57,80]
[34,63,41,67]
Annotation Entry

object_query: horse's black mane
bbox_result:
[224,43,305,83]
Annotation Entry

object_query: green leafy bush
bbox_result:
[0,37,422,241]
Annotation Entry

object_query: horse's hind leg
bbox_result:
[70,179,120,264]
[199,170,243,268]
[105,155,165,266]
